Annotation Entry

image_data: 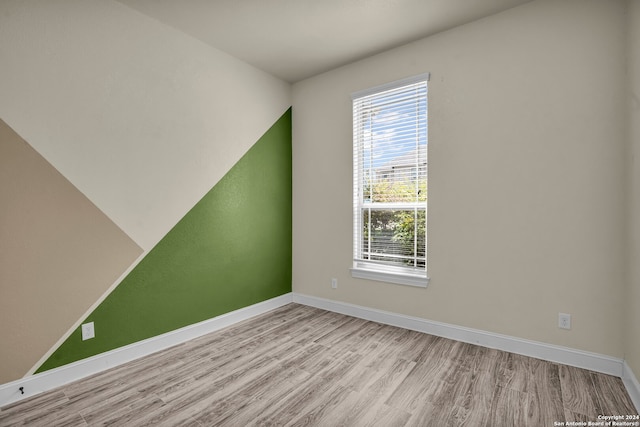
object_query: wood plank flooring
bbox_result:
[1,303,637,426]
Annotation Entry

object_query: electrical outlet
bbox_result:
[331,278,338,289]
[558,313,571,330]
[82,322,95,340]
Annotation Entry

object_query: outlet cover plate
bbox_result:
[81,322,95,340]
[558,313,571,330]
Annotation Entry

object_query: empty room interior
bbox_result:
[1,0,640,425]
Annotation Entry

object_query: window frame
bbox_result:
[350,73,430,288]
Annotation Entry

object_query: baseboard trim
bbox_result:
[0,293,293,408]
[292,293,625,378]
[623,361,640,413]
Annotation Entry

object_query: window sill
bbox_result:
[350,267,430,288]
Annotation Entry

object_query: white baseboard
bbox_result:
[292,293,625,378]
[623,361,640,413]
[0,293,293,408]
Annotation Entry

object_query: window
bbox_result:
[351,74,429,287]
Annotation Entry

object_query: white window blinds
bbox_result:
[352,74,428,284]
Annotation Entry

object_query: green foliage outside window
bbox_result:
[362,179,426,267]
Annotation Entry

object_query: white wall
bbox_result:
[0,0,291,251]
[626,0,640,379]
[292,0,628,357]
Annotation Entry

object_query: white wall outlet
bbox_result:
[81,322,95,340]
[558,313,571,330]
[331,278,338,289]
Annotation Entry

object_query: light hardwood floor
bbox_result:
[1,304,637,426]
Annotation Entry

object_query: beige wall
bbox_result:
[0,120,142,383]
[626,0,640,380]
[293,0,628,357]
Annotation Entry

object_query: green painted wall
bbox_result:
[37,108,292,372]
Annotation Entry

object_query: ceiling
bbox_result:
[116,0,533,83]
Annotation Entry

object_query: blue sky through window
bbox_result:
[360,84,427,174]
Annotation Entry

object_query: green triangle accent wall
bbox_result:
[37,108,292,372]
